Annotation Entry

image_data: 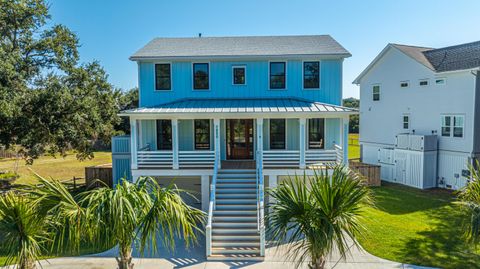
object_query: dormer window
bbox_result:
[303,61,320,89]
[155,64,171,91]
[193,63,209,90]
[270,62,286,89]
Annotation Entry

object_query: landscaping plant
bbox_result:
[459,161,480,246]
[267,166,372,269]
[83,177,205,269]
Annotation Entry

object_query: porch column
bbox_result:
[130,117,138,170]
[299,118,306,169]
[342,117,349,165]
[214,119,221,169]
[256,118,263,161]
[172,119,179,169]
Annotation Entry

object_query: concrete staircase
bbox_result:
[208,169,262,261]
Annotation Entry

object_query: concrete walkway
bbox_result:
[27,237,436,269]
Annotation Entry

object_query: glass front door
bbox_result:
[226,119,254,159]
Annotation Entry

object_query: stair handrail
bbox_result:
[256,150,266,256]
[206,149,220,257]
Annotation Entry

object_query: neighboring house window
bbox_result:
[419,79,429,86]
[269,119,286,149]
[372,85,380,101]
[156,120,172,150]
[193,63,209,90]
[308,118,325,149]
[400,81,409,88]
[435,78,446,85]
[441,115,464,138]
[232,66,246,85]
[403,115,409,129]
[270,62,286,89]
[194,119,210,150]
[303,61,320,89]
[155,64,171,90]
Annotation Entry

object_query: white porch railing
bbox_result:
[263,148,342,168]
[206,150,219,257]
[179,151,215,169]
[137,151,173,168]
[263,150,300,168]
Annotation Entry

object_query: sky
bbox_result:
[48,0,480,98]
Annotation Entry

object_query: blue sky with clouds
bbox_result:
[48,0,480,98]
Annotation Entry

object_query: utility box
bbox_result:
[393,134,438,189]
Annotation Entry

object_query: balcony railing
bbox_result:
[137,150,215,169]
[262,146,341,169]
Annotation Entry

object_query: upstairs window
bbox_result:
[194,119,211,150]
[156,120,172,150]
[403,115,409,129]
[303,61,320,89]
[308,118,325,149]
[270,62,286,89]
[372,85,380,101]
[441,115,464,138]
[419,79,429,86]
[269,119,286,149]
[155,64,171,90]
[193,63,209,90]
[232,66,246,85]
[435,78,446,85]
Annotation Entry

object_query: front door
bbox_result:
[226,119,254,159]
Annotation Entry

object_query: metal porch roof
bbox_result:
[120,97,357,115]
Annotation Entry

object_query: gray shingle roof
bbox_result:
[130,35,351,60]
[392,41,480,72]
[120,97,356,115]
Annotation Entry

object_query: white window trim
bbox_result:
[435,77,447,85]
[153,62,173,92]
[372,84,381,101]
[419,79,429,87]
[302,60,321,90]
[441,114,465,138]
[400,81,410,88]
[306,118,327,150]
[268,61,288,91]
[191,62,211,91]
[268,118,287,150]
[232,65,247,86]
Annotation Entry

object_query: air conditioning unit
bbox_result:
[395,134,437,151]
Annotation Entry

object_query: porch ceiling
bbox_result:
[119,97,357,117]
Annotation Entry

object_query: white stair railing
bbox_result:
[334,144,344,164]
[206,149,220,257]
[256,150,266,256]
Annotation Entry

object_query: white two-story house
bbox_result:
[354,41,480,190]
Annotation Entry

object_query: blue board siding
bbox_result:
[113,158,132,185]
[138,60,342,107]
[325,118,341,149]
[286,119,299,150]
[179,120,194,151]
[139,120,157,150]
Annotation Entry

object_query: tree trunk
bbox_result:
[19,258,35,269]
[310,254,326,269]
[116,244,134,269]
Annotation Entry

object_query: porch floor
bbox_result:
[221,160,256,169]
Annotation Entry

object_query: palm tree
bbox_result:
[267,166,372,269]
[458,161,480,246]
[83,177,205,269]
[0,175,84,269]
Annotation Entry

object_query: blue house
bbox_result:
[112,35,354,260]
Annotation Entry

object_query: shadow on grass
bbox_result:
[371,182,453,215]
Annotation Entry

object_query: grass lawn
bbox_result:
[348,133,360,159]
[0,151,112,185]
[360,182,480,269]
